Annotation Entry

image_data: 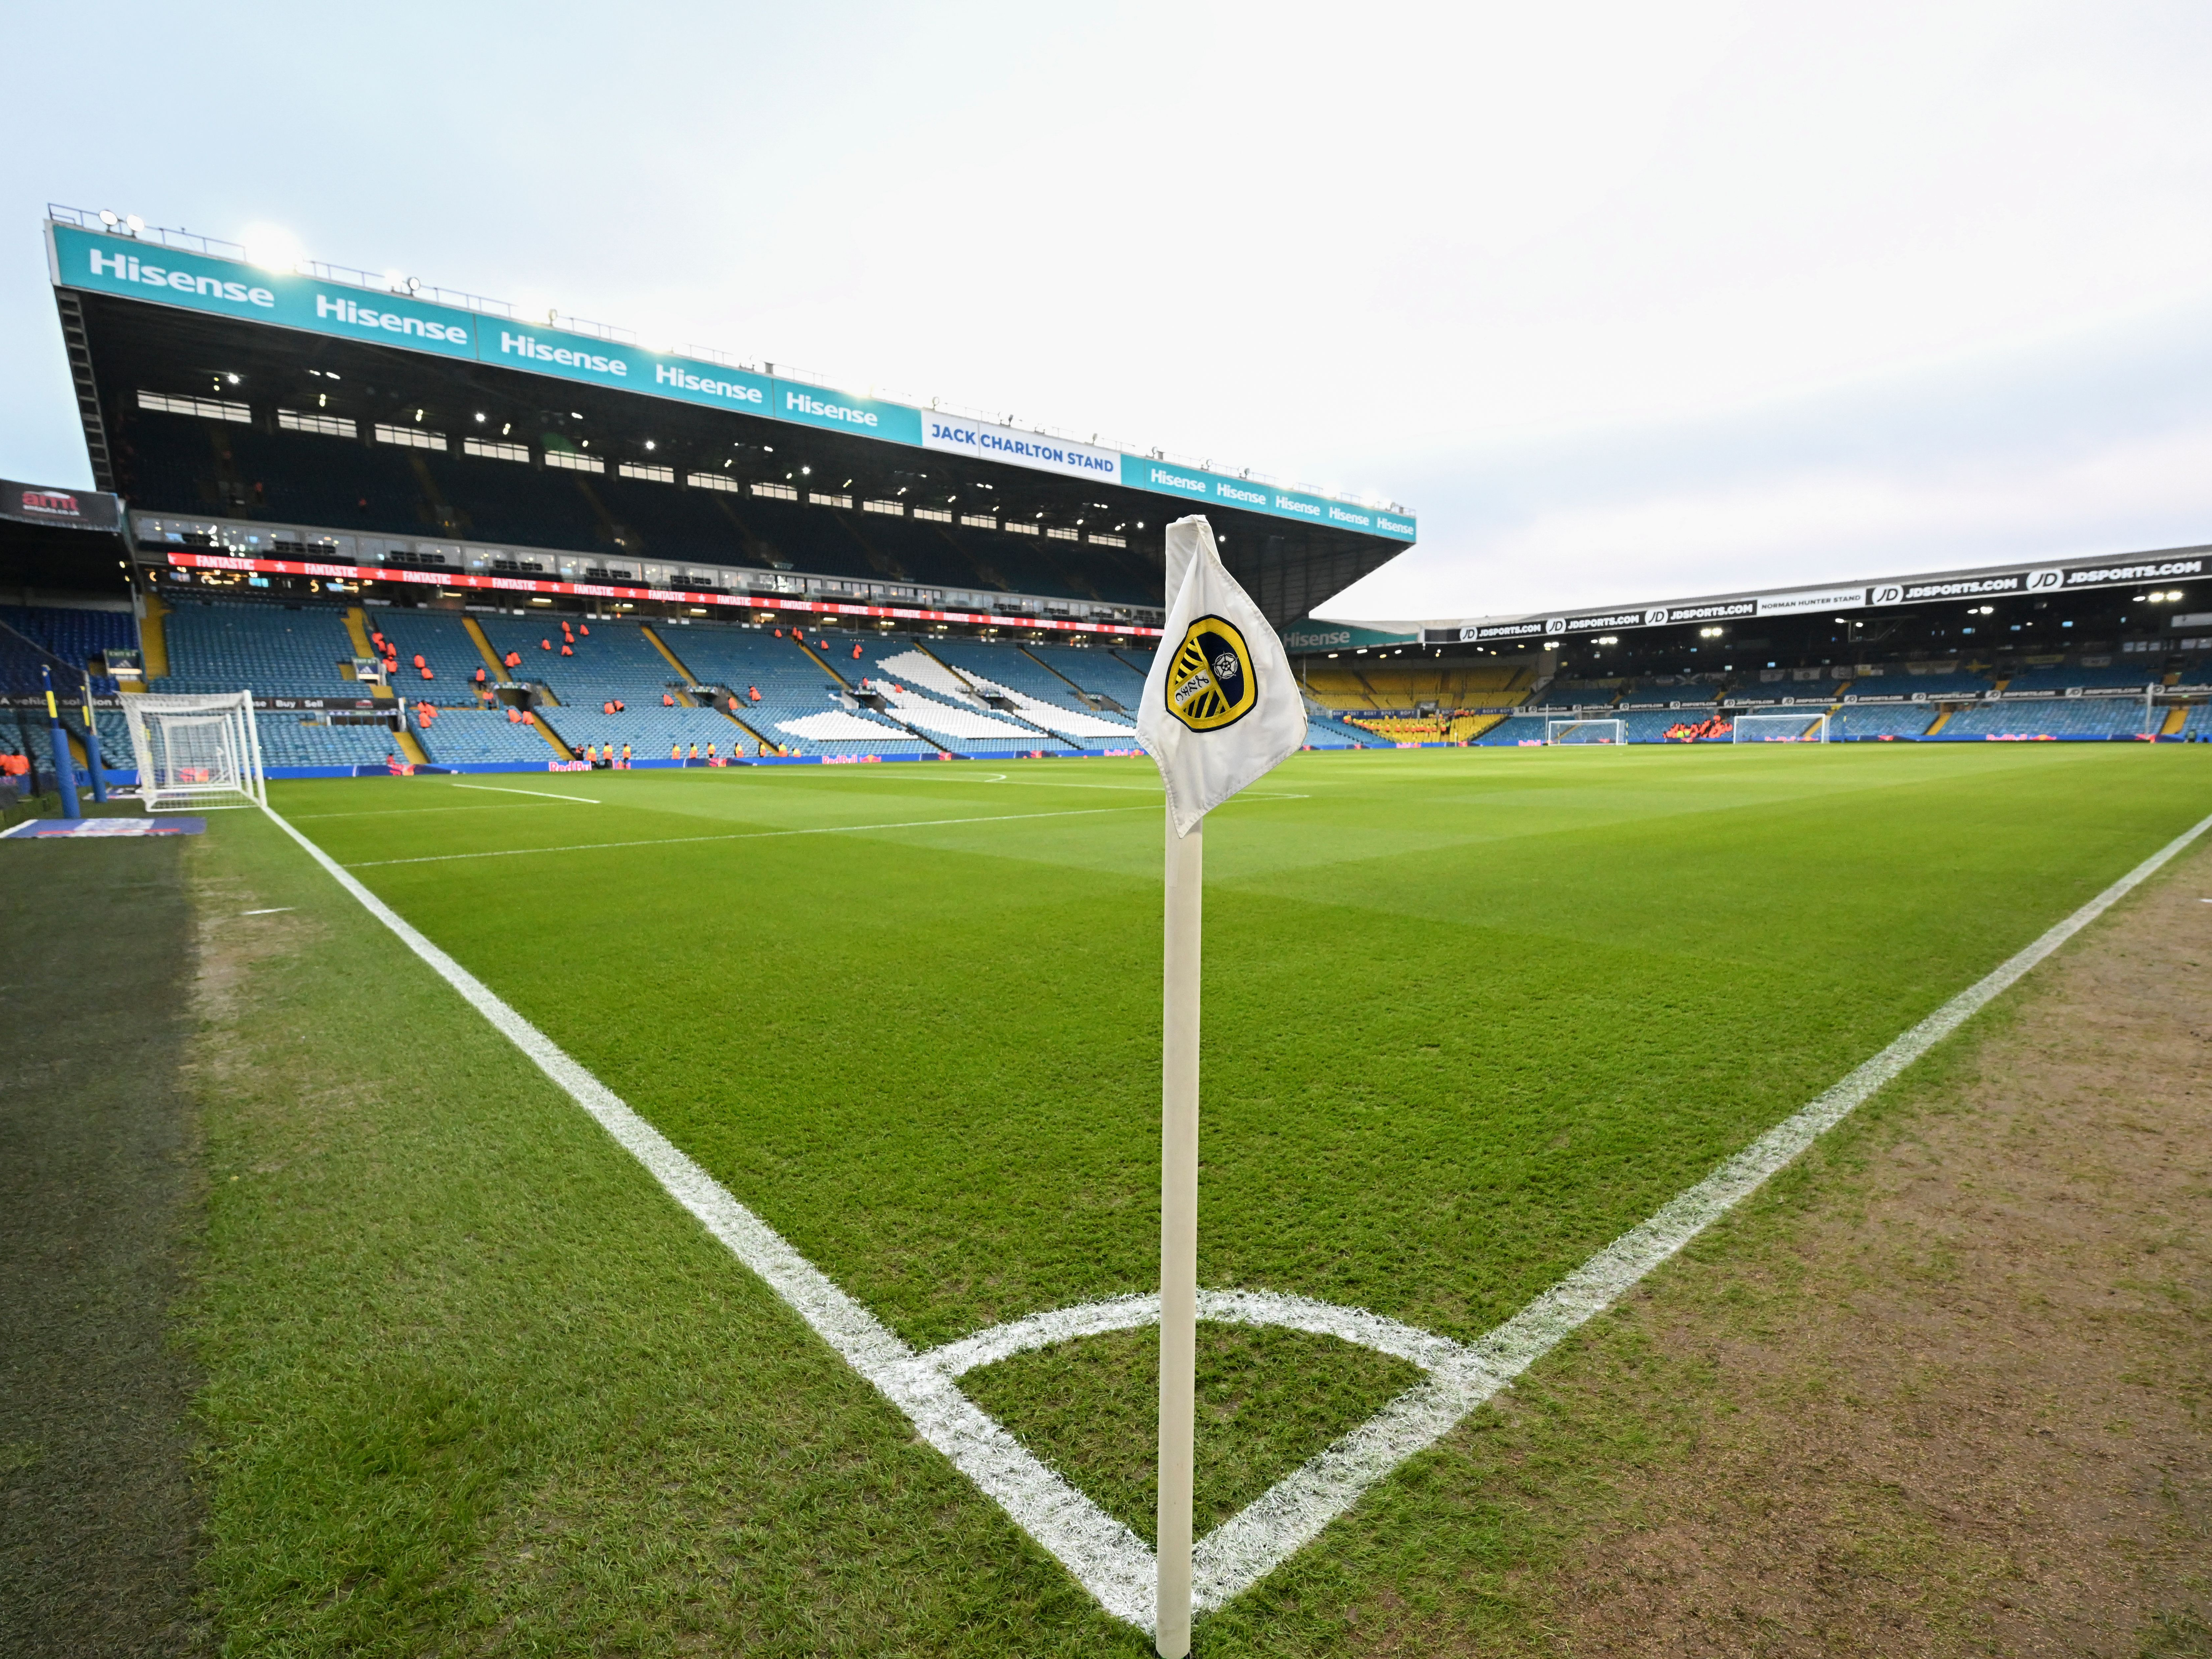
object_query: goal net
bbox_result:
[1732,711,1828,743]
[122,691,266,811]
[1546,717,1626,746]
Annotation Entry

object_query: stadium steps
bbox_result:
[715,704,777,756]
[1924,707,1955,736]
[1019,644,1127,712]
[793,634,851,686]
[341,608,397,701]
[395,728,430,765]
[461,616,509,679]
[2159,705,2189,736]
[638,626,701,704]
[529,712,577,761]
[139,592,170,682]
[909,640,1079,751]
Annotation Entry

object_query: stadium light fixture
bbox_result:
[475,412,486,423]
[126,215,145,235]
[646,441,657,451]
[226,373,240,385]
[99,209,118,227]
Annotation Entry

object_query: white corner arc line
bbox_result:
[451,782,601,803]
[258,797,2212,1632]
[341,803,1153,868]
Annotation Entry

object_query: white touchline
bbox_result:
[451,783,601,804]
[259,798,2212,1634]
[342,804,1156,867]
[239,907,294,915]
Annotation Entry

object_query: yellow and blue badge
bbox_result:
[1164,616,1257,732]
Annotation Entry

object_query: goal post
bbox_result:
[1731,710,1828,743]
[122,691,266,811]
[1545,717,1626,745]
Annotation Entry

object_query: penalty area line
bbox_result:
[341,804,1154,867]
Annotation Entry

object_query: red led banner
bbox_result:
[158,550,1163,638]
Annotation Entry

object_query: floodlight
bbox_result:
[125,215,144,234]
[99,209,118,227]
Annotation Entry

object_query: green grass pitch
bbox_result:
[185,744,2205,1652]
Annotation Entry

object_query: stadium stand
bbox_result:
[1299,701,1375,746]
[474,614,683,707]
[1817,705,1927,739]
[640,622,931,754]
[365,607,498,690]
[1299,660,1530,716]
[412,706,559,766]
[158,601,357,696]
[538,703,746,760]
[1618,681,1717,710]
[0,605,135,694]
[1523,679,1614,710]
[899,640,1136,745]
[1474,713,1553,745]
[253,719,404,770]
[1998,660,2159,693]
[1937,699,2153,740]
[127,416,1163,609]
[1026,643,1149,707]
[1854,668,1993,699]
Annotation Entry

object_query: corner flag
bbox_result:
[1137,516,1307,836]
[1135,515,1304,1656]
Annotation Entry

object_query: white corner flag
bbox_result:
[1134,515,1304,1657]
[1137,516,1307,836]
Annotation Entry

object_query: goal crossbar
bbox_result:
[1545,717,1625,746]
[1731,710,1828,743]
[122,690,267,811]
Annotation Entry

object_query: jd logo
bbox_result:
[1165,614,1258,732]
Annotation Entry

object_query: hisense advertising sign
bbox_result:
[50,220,1414,542]
[1278,621,1417,653]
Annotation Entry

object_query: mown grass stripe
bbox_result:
[342,803,1154,867]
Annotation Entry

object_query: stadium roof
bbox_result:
[44,209,1413,545]
[1336,545,2212,646]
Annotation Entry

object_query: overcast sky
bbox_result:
[6,2,2211,623]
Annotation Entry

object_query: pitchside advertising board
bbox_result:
[1428,555,2212,643]
[49,223,1413,543]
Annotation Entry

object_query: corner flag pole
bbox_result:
[1157,810,1201,1658]
[1138,513,1305,1655]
